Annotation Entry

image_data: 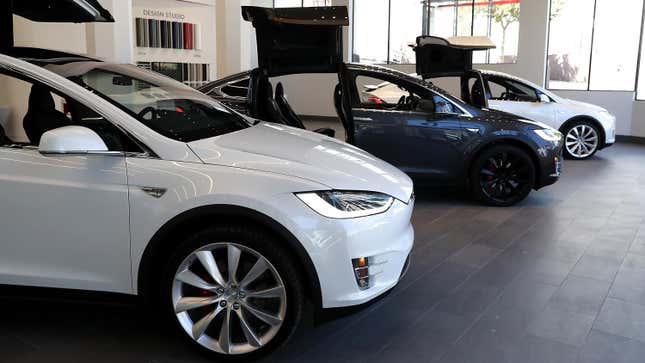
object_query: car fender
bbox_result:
[127,158,329,301]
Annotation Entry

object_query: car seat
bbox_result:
[275,82,335,138]
[470,79,488,109]
[23,85,71,145]
[334,83,353,143]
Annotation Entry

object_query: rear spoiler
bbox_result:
[242,6,349,76]
[2,0,114,53]
[413,36,495,78]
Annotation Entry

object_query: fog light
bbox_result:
[352,257,371,290]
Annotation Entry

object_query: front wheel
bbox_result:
[162,225,303,361]
[562,121,600,159]
[470,145,536,207]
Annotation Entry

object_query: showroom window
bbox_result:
[273,0,331,7]
[547,0,644,91]
[352,0,521,65]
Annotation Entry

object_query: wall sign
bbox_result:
[135,18,202,50]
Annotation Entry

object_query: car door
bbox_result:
[485,75,557,125]
[347,70,463,184]
[0,68,132,293]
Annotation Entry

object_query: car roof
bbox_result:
[5,47,100,66]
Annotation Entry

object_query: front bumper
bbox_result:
[536,140,564,189]
[288,196,415,308]
[598,113,616,149]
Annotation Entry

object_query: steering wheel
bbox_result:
[138,106,159,121]
[396,95,406,109]
[406,95,420,110]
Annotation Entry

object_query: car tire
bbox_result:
[161,224,304,361]
[470,145,536,207]
[562,121,600,160]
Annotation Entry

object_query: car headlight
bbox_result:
[534,128,563,142]
[296,190,394,219]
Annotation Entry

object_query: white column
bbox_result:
[86,0,134,64]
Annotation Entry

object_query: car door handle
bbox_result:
[140,186,167,198]
[354,117,373,122]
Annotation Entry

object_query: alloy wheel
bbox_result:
[479,151,531,204]
[172,242,287,355]
[565,124,598,159]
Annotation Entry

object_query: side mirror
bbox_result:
[539,94,551,103]
[39,126,111,155]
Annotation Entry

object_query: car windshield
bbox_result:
[45,62,251,142]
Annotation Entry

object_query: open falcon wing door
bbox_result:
[413,36,495,78]
[2,0,114,52]
[242,6,349,76]
[413,36,495,109]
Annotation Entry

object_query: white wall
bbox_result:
[13,16,87,54]
[88,0,135,63]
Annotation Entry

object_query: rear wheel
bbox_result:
[470,145,536,207]
[562,121,600,160]
[162,225,303,361]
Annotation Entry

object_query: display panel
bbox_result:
[135,18,202,50]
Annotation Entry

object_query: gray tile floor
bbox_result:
[1,142,645,363]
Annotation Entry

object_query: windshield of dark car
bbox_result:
[46,62,251,142]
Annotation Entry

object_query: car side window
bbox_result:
[0,71,142,152]
[487,77,539,103]
[221,78,250,97]
[355,74,453,114]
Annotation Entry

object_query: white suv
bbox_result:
[0,49,414,359]
[476,70,616,160]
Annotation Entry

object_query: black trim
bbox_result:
[138,205,323,309]
[0,284,136,306]
[0,0,14,53]
[300,115,339,122]
[616,135,645,144]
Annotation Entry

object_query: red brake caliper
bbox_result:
[486,163,496,181]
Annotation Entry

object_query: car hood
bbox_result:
[188,123,414,202]
[561,98,607,113]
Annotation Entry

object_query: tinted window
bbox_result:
[49,63,251,143]
[221,78,250,97]
[487,77,538,102]
[355,74,461,114]
[0,71,140,152]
